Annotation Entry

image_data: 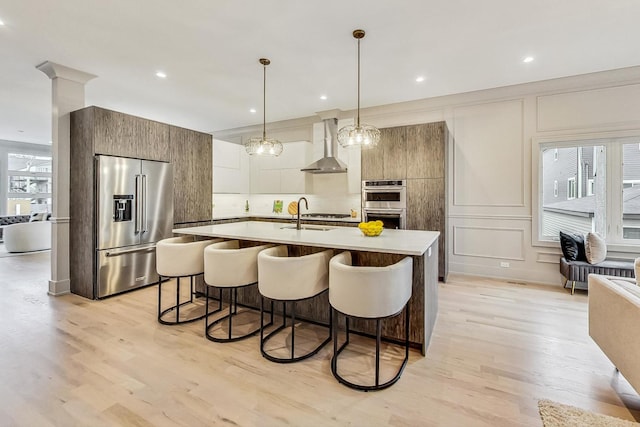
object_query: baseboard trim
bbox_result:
[48,279,70,296]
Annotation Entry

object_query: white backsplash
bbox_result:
[213,193,361,218]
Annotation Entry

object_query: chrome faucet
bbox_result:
[296,197,308,230]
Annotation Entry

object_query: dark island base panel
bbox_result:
[208,243,434,353]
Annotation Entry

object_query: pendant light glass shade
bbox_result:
[244,58,283,156]
[337,29,380,149]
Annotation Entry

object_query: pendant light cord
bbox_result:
[263,62,267,140]
[356,37,361,128]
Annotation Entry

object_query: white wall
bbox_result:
[220,66,640,286]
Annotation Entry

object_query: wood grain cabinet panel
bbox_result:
[93,108,170,161]
[407,178,446,280]
[170,126,212,224]
[361,144,384,180]
[70,106,211,299]
[361,121,448,281]
[382,126,407,179]
[407,122,446,179]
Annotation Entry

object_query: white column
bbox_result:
[36,62,96,296]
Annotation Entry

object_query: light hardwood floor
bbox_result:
[1,252,638,426]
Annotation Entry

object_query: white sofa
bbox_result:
[3,221,51,253]
[588,274,640,394]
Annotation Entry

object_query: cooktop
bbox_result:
[301,213,351,219]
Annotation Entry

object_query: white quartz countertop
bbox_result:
[174,221,439,256]
[212,213,361,223]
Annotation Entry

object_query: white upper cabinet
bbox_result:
[249,140,311,194]
[213,139,249,193]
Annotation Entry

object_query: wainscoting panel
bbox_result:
[452,99,524,207]
[537,251,563,264]
[537,83,640,132]
[453,225,525,261]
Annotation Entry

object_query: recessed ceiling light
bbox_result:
[320,95,327,100]
[523,56,534,63]
[415,76,425,83]
[0,19,5,26]
[155,71,167,78]
[249,108,257,113]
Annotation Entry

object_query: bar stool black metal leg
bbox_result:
[260,296,264,342]
[375,319,381,387]
[405,305,410,360]
[233,288,238,314]
[205,285,210,334]
[283,301,287,328]
[157,275,162,320]
[228,288,233,340]
[345,316,350,345]
[176,277,181,323]
[189,276,194,303]
[270,300,274,324]
[332,308,338,371]
[291,302,296,359]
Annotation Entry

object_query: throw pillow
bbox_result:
[635,258,640,282]
[29,212,43,222]
[585,232,607,264]
[559,231,586,261]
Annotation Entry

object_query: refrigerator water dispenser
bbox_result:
[113,195,133,222]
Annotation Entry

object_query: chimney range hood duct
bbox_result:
[301,118,348,174]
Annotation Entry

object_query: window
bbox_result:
[587,179,595,196]
[6,153,52,215]
[567,177,577,200]
[538,135,640,247]
[622,143,640,240]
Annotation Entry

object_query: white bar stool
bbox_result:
[329,251,413,391]
[257,245,333,363]
[203,240,274,342]
[156,236,222,325]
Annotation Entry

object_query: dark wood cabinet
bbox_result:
[407,178,446,279]
[92,107,170,161]
[361,141,384,180]
[170,126,212,224]
[382,127,407,179]
[70,106,212,299]
[406,122,445,179]
[361,121,448,281]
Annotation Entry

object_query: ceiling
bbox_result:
[2,1,640,145]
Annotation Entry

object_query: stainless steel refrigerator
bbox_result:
[95,155,173,298]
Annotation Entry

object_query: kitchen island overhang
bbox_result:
[174,221,439,355]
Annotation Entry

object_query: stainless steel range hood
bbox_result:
[301,118,348,174]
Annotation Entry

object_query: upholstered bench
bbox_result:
[560,257,635,295]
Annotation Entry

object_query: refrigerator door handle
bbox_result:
[134,174,141,233]
[142,174,148,232]
[105,245,156,257]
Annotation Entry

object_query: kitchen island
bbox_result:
[174,221,439,355]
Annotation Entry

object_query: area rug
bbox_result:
[539,399,638,427]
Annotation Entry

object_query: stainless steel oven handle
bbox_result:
[105,246,156,257]
[363,208,405,213]
[365,213,404,218]
[363,188,405,193]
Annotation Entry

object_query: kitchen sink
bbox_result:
[280,225,334,231]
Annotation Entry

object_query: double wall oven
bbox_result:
[361,179,406,229]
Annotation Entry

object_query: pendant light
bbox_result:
[337,29,380,148]
[244,58,283,156]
